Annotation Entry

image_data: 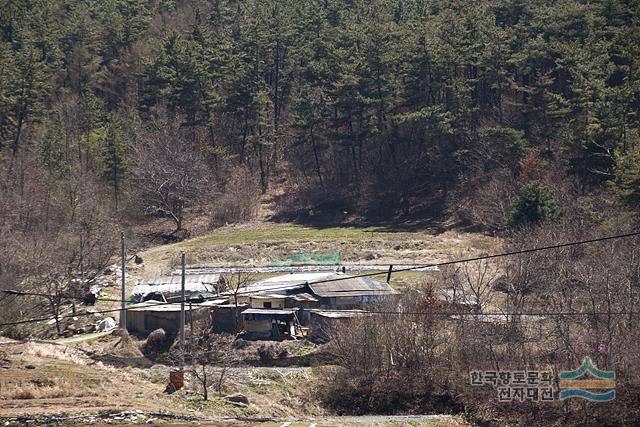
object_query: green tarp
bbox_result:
[268,252,341,267]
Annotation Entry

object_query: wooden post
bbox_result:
[120,232,127,329]
[180,252,186,367]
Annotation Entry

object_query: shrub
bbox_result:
[510,181,563,226]
[257,344,276,362]
[317,293,455,414]
[209,167,260,227]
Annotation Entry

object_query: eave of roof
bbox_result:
[242,308,298,315]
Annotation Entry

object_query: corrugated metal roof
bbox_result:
[215,303,248,308]
[131,282,217,301]
[229,281,307,296]
[199,298,230,306]
[307,274,398,298]
[242,308,298,315]
[232,272,398,298]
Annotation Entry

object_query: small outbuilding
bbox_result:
[210,303,247,334]
[241,308,299,340]
[125,301,208,335]
[132,273,226,303]
[308,309,366,342]
[307,275,399,309]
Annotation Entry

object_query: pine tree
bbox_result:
[102,113,128,210]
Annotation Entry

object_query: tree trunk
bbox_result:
[310,127,325,192]
[202,365,208,400]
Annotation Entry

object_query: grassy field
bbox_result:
[138,221,498,276]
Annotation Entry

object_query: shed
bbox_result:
[232,272,333,296]
[125,301,208,335]
[211,304,247,334]
[133,273,226,302]
[236,272,398,310]
[308,309,366,342]
[241,308,299,340]
[307,274,399,309]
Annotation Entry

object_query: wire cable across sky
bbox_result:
[2,229,639,328]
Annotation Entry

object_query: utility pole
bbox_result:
[120,232,126,329]
[180,252,186,366]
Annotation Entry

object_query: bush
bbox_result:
[257,344,276,362]
[209,167,260,227]
[317,292,456,414]
[510,181,563,226]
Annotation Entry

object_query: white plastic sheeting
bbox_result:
[97,317,117,331]
[131,281,216,302]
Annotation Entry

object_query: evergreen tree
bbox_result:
[101,113,128,210]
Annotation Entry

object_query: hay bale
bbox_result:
[110,328,144,358]
[143,328,168,354]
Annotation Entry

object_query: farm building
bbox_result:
[308,309,367,342]
[125,301,209,335]
[129,271,399,340]
[232,272,398,310]
[210,303,247,334]
[241,308,299,340]
[132,273,226,303]
[306,275,399,309]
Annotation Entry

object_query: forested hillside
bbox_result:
[1,0,639,306]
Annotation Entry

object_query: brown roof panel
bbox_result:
[308,274,399,297]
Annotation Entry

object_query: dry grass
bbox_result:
[138,221,498,275]
[21,341,95,365]
[1,377,75,400]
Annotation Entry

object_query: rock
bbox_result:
[97,317,117,332]
[64,324,77,337]
[224,393,249,405]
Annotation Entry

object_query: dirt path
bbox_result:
[46,330,113,345]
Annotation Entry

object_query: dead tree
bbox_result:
[176,320,240,400]
[130,118,211,232]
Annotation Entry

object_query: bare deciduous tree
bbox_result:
[174,320,240,401]
[131,118,211,232]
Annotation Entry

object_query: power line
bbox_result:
[0,289,134,304]
[2,229,639,328]
[310,229,640,283]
